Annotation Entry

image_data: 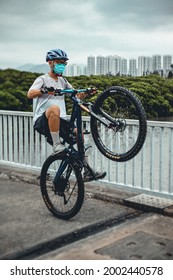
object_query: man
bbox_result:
[27,48,106,182]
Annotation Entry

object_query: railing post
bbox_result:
[169,128,173,194]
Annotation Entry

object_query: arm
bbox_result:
[27,89,42,99]
[27,76,44,99]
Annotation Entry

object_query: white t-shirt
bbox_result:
[29,74,73,124]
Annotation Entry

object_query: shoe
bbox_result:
[52,142,65,154]
[83,170,106,182]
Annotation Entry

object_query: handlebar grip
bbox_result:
[41,86,55,94]
[40,88,48,94]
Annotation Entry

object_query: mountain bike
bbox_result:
[40,86,147,219]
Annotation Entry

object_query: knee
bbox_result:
[46,105,60,118]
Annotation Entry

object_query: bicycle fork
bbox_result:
[80,103,113,128]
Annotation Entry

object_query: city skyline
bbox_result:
[64,54,172,77]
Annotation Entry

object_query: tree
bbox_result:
[0,91,20,110]
[0,69,173,119]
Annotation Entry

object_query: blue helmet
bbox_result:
[46,49,69,62]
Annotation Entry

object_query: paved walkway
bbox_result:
[0,164,173,260]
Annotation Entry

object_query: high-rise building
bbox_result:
[129,58,137,76]
[121,58,128,75]
[65,64,78,76]
[138,56,152,76]
[77,65,87,76]
[87,56,95,75]
[65,64,86,76]
[114,56,121,75]
[163,55,172,75]
[152,55,161,72]
[96,55,107,75]
[106,56,115,75]
[96,55,122,75]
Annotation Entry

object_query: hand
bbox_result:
[41,87,55,95]
[91,87,97,95]
[76,92,86,99]
[86,87,97,96]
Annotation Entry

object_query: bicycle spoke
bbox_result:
[40,155,84,219]
[91,87,147,161]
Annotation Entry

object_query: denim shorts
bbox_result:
[34,112,76,145]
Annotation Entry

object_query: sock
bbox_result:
[50,131,60,146]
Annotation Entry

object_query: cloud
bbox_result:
[93,0,173,30]
[0,0,172,68]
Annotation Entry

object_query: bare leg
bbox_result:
[45,105,64,153]
[45,105,60,132]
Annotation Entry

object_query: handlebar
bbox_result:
[41,87,96,97]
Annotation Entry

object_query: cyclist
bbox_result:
[27,48,106,182]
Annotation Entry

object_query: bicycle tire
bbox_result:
[90,86,147,162]
[40,153,84,220]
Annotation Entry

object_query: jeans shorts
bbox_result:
[34,112,76,146]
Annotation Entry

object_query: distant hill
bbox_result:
[17,63,49,73]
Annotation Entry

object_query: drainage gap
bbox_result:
[1,210,142,260]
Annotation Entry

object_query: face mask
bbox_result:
[53,63,66,75]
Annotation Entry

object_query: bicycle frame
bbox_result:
[53,89,92,158]
[69,95,85,161]
[54,88,119,157]
[52,90,90,188]
[52,87,109,187]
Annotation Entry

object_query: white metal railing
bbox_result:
[0,110,173,199]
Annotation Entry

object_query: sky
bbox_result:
[0,0,173,69]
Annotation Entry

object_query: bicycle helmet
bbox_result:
[46,49,69,62]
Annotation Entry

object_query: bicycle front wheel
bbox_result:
[91,86,147,162]
[40,154,84,220]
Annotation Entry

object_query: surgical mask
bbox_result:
[53,63,66,75]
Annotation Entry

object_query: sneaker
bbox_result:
[52,142,65,154]
[83,170,106,182]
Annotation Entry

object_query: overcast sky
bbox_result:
[0,0,173,68]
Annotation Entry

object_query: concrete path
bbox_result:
[0,165,173,260]
[0,176,138,259]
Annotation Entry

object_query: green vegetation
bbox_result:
[0,68,173,120]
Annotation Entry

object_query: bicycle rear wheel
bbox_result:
[91,86,147,162]
[40,154,84,220]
